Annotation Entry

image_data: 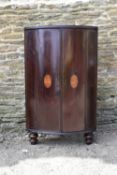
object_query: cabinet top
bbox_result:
[24,25,98,30]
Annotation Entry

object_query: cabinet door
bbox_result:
[62,29,85,132]
[25,29,61,131]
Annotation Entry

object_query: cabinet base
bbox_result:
[27,129,95,145]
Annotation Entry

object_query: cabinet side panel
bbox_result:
[24,30,36,129]
[24,29,61,131]
[85,29,98,130]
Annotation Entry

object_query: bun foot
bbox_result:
[84,132,93,145]
[29,133,38,145]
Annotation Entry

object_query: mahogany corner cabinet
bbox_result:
[24,25,98,145]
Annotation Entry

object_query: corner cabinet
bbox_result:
[24,25,98,145]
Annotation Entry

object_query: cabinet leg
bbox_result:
[84,132,93,145]
[29,132,38,145]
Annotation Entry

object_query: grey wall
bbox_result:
[0,0,117,131]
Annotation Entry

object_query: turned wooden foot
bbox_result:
[29,132,38,145]
[84,132,93,145]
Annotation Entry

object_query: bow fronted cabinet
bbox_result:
[24,25,98,145]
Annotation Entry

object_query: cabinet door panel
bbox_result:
[25,29,61,131]
[62,29,85,132]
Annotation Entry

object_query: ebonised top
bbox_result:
[24,25,98,30]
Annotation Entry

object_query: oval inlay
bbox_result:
[70,74,78,88]
[44,74,52,88]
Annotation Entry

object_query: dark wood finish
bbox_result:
[84,132,93,145]
[29,133,38,145]
[25,25,97,30]
[85,30,98,130]
[24,25,98,144]
[62,29,85,132]
[25,29,61,131]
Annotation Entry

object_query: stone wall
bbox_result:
[0,0,117,131]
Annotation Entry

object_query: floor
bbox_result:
[0,129,117,175]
